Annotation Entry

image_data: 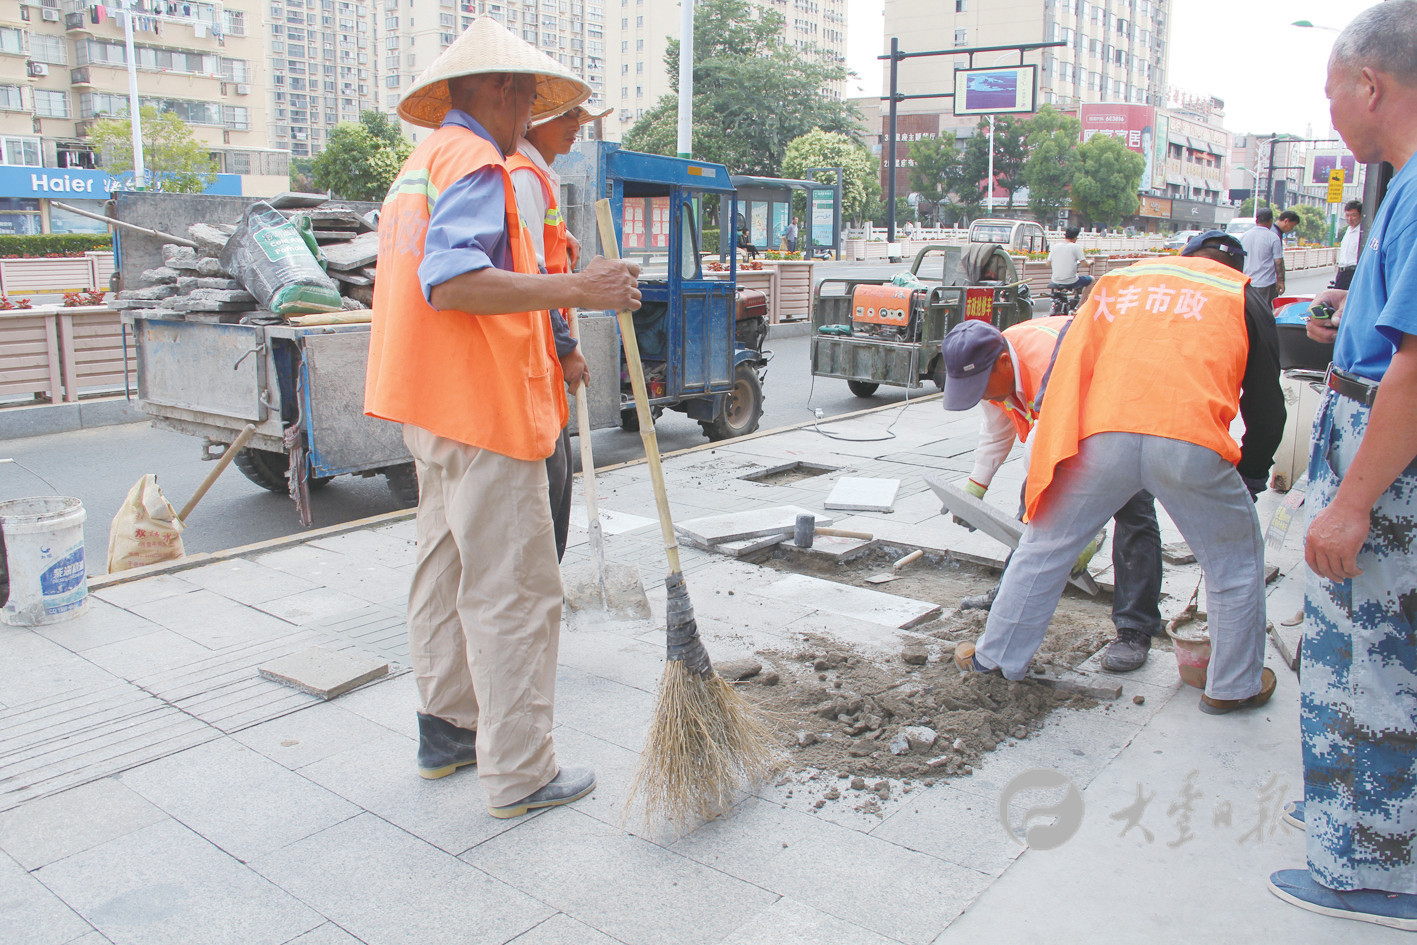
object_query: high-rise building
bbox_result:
[0,0,282,235]
[384,0,607,146]
[265,0,379,158]
[605,0,848,141]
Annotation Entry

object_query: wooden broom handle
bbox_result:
[594,198,683,574]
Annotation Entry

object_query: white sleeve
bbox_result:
[967,403,1018,489]
[509,167,549,271]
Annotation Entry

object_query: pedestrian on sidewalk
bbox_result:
[1241,207,1285,308]
[509,102,612,561]
[1269,3,1417,930]
[953,232,1285,715]
[940,316,1163,673]
[365,17,640,819]
[786,217,799,253]
[1335,199,1364,290]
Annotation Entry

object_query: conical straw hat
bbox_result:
[399,17,590,129]
[530,103,614,129]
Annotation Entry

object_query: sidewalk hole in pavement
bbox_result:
[739,461,839,484]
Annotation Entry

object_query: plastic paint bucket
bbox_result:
[0,496,88,626]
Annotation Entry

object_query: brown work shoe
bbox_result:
[953,642,1002,676]
[1199,667,1277,715]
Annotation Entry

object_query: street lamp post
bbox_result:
[120,0,146,190]
[985,114,995,218]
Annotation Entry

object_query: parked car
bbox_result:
[968,218,1049,254]
[1163,229,1206,251]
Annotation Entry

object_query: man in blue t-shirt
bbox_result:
[1268,3,1417,932]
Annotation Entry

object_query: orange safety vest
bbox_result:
[364,125,566,461]
[505,150,570,275]
[1024,256,1249,522]
[993,315,1071,443]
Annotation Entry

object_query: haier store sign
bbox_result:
[0,166,241,198]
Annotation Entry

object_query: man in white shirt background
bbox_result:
[1335,198,1364,290]
[1047,225,1094,294]
[1241,206,1285,307]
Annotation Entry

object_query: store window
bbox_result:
[0,198,40,235]
[49,199,108,235]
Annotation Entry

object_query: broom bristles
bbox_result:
[625,662,784,828]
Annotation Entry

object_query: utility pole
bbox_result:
[120,0,146,189]
[885,37,899,242]
[676,0,693,159]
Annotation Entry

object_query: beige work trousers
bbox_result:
[403,424,562,807]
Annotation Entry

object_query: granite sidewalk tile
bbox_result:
[122,589,296,651]
[231,699,405,770]
[0,850,93,945]
[30,599,162,654]
[0,778,166,871]
[117,738,360,863]
[177,558,320,607]
[718,897,905,945]
[35,819,323,945]
[253,812,552,945]
[462,807,779,945]
[507,913,623,945]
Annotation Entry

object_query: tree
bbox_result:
[1022,106,1081,225]
[958,115,1029,212]
[89,106,217,193]
[1287,203,1329,243]
[312,111,414,201]
[1070,133,1145,228]
[289,157,317,192]
[780,129,878,224]
[907,135,966,223]
[622,0,859,176]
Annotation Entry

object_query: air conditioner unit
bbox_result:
[236,83,250,95]
[41,9,58,21]
[27,62,48,77]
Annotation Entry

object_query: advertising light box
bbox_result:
[953,66,1037,116]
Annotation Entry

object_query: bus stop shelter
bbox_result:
[722,175,842,260]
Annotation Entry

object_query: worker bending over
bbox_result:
[941,316,1162,672]
[955,231,1284,715]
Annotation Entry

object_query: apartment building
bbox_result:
[265,0,380,157]
[383,0,606,145]
[0,0,281,235]
[604,0,847,140]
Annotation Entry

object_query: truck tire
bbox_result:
[620,407,641,432]
[847,380,880,398]
[700,363,764,441]
[931,357,947,391]
[384,463,419,508]
[233,447,332,493]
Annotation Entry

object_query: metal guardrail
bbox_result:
[0,304,132,405]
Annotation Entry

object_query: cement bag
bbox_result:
[107,475,185,573]
[220,201,343,315]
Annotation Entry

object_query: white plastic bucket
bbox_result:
[0,496,88,626]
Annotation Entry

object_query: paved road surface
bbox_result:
[0,266,1333,575]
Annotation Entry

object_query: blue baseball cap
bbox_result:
[1181,230,1246,265]
[941,320,1007,411]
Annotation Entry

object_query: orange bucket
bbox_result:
[1168,623,1211,689]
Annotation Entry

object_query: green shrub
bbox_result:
[0,234,113,258]
[701,227,720,251]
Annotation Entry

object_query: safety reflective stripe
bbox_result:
[1118,260,1247,292]
[384,169,440,212]
[544,206,563,226]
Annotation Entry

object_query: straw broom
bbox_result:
[593,199,782,826]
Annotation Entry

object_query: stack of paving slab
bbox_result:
[673,505,855,558]
[109,192,379,325]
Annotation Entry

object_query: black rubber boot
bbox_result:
[1101,628,1151,672]
[959,583,999,612]
[416,712,478,780]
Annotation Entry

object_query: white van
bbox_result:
[968,218,1049,254]
[1225,217,1258,238]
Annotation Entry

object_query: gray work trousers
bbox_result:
[976,432,1267,701]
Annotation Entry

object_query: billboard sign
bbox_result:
[1305,148,1358,186]
[953,66,1037,116]
[1079,104,1159,192]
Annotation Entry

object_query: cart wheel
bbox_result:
[931,357,947,391]
[620,407,641,432]
[232,447,332,493]
[847,379,880,398]
[701,363,764,441]
[384,463,419,508]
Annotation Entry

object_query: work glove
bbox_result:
[1242,475,1267,503]
[951,479,988,530]
[1072,527,1108,578]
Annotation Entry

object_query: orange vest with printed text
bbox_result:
[995,315,1071,444]
[505,151,571,274]
[364,126,566,461]
[1024,257,1249,522]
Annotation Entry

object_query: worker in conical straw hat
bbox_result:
[365,16,641,819]
[507,100,614,564]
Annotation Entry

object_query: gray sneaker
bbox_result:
[488,767,596,819]
[1101,628,1151,672]
[959,583,999,611]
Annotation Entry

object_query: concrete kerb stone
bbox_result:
[0,396,146,440]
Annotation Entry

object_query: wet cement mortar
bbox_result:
[725,545,1174,814]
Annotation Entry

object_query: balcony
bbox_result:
[63,11,87,30]
[69,66,90,86]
